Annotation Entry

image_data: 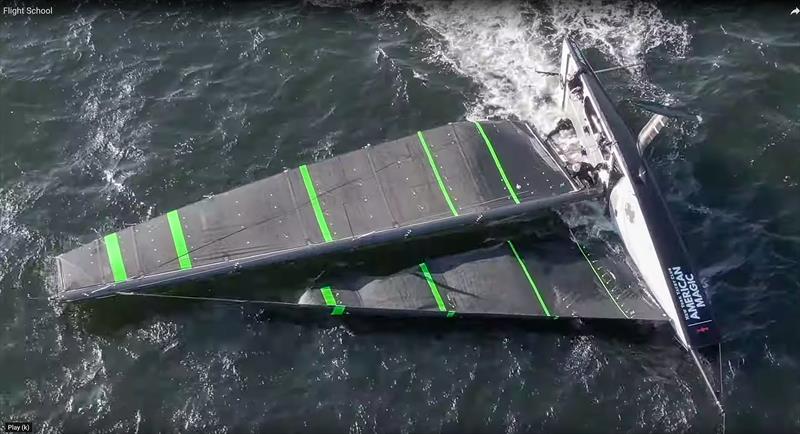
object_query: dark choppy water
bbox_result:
[1,1,799,433]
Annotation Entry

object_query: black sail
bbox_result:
[52,121,598,302]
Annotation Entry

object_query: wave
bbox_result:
[407,0,690,130]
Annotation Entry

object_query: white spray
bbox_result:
[407,0,690,130]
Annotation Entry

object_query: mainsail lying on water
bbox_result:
[53,120,602,302]
[298,227,667,322]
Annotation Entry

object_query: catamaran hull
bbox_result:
[558,38,719,350]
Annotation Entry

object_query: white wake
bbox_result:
[408,0,690,130]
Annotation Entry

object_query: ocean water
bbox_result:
[0,1,798,432]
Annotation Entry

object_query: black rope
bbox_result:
[689,347,725,416]
[117,291,277,305]
[718,341,726,434]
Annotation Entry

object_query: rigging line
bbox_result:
[718,341,726,434]
[592,62,646,74]
[718,342,724,400]
[116,291,281,305]
[116,289,348,316]
[689,347,725,415]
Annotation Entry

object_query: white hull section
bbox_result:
[609,177,689,348]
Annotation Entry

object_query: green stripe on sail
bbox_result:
[419,262,448,313]
[103,233,128,283]
[166,210,192,270]
[507,240,551,317]
[474,121,520,204]
[417,131,459,216]
[320,286,345,316]
[299,164,334,242]
[320,286,337,306]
